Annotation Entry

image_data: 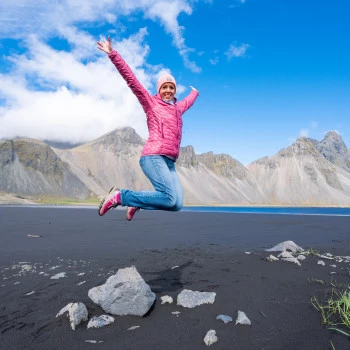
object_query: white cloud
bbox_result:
[0,0,200,72]
[0,30,161,143]
[0,0,200,143]
[209,57,219,65]
[225,43,250,59]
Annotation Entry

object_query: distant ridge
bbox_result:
[1,128,350,205]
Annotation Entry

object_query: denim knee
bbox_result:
[172,201,183,212]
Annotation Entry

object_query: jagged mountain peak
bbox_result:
[75,127,145,150]
[197,151,248,180]
[278,137,320,158]
[324,130,342,141]
[316,130,349,170]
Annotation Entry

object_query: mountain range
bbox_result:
[1,128,350,206]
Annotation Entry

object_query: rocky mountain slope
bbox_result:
[54,128,262,205]
[248,132,350,205]
[1,129,350,205]
[0,138,90,199]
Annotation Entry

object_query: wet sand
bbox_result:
[1,207,350,349]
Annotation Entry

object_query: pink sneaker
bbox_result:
[98,186,121,216]
[126,207,140,221]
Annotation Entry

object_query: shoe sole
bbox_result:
[126,207,140,221]
[98,186,118,216]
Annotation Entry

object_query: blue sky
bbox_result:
[0,0,349,165]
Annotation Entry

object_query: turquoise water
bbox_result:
[5,205,350,216]
[182,206,350,216]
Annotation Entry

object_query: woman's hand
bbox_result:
[97,36,113,54]
[190,86,198,93]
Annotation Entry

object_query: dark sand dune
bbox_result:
[1,207,349,349]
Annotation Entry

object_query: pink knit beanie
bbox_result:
[157,74,176,94]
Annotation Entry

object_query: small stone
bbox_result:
[127,326,140,331]
[317,254,334,260]
[172,311,181,317]
[56,302,88,330]
[329,264,336,268]
[177,289,216,308]
[204,330,218,346]
[235,311,251,326]
[161,295,173,304]
[297,255,306,261]
[266,255,279,262]
[278,251,294,259]
[87,315,114,329]
[85,340,104,344]
[171,266,179,270]
[318,260,326,266]
[25,291,35,296]
[216,314,233,324]
[51,272,67,279]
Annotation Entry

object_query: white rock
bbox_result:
[297,255,306,261]
[77,281,86,286]
[161,295,173,304]
[50,266,60,270]
[172,311,181,317]
[25,291,35,296]
[317,254,334,260]
[330,264,337,268]
[266,255,279,262]
[171,266,179,270]
[88,266,155,316]
[244,252,251,255]
[56,302,88,330]
[235,311,251,326]
[318,260,326,266]
[216,314,233,324]
[278,251,294,259]
[51,272,67,280]
[281,257,301,266]
[266,241,304,253]
[177,289,216,308]
[87,315,114,329]
[85,340,103,344]
[77,272,85,276]
[204,330,218,346]
[127,326,140,331]
[330,272,336,275]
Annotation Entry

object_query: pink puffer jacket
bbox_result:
[108,50,199,160]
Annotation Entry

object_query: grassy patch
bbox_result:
[303,248,320,256]
[311,288,350,337]
[35,196,100,206]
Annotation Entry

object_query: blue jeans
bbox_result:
[120,155,183,211]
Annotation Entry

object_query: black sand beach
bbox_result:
[1,207,350,349]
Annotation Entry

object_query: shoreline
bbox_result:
[1,192,350,208]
